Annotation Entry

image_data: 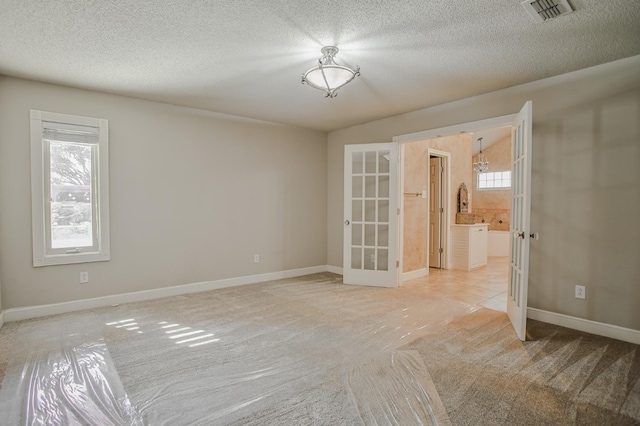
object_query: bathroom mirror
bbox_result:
[458,183,469,213]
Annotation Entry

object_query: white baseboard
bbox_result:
[0,311,4,330]
[326,265,343,275]
[403,268,429,281]
[527,308,640,346]
[4,265,328,323]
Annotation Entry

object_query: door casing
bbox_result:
[345,106,533,341]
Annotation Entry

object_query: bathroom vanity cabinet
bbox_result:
[451,224,488,271]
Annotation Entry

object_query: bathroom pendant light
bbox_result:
[473,137,489,172]
[301,46,360,98]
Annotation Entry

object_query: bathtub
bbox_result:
[488,230,511,257]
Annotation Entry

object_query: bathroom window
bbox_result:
[30,110,110,266]
[477,171,511,190]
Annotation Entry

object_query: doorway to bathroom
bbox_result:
[394,101,533,340]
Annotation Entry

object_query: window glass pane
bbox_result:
[50,142,93,249]
[352,152,363,174]
[478,171,511,189]
[378,151,390,173]
[365,152,377,173]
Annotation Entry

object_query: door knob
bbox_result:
[513,231,525,239]
[345,220,350,225]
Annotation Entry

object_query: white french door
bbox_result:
[343,143,399,287]
[507,101,533,341]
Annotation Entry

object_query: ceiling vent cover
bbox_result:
[521,0,574,23]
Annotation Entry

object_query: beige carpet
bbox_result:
[0,272,638,425]
[405,308,640,425]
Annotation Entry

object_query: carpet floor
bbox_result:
[0,272,638,425]
[405,308,640,425]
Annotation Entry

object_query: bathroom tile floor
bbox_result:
[405,256,509,312]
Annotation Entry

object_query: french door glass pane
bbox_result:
[352,224,362,246]
[377,249,389,271]
[365,152,377,173]
[378,225,388,247]
[364,248,375,270]
[378,175,389,197]
[379,151,390,173]
[352,176,363,198]
[365,200,376,222]
[378,200,389,222]
[349,148,392,273]
[364,224,375,246]
[352,152,363,174]
[352,247,363,269]
[352,200,363,222]
[365,176,376,198]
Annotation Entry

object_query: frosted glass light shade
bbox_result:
[302,46,360,98]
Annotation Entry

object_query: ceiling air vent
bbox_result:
[521,0,574,23]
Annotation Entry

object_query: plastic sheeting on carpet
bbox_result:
[0,315,143,425]
[0,273,479,425]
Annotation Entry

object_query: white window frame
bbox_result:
[477,170,512,190]
[30,110,110,267]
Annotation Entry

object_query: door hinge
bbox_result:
[397,207,400,215]
[439,248,443,254]
[440,165,444,173]
[439,207,444,213]
[396,260,400,268]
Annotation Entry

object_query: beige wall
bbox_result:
[472,135,511,230]
[328,55,640,330]
[403,134,472,272]
[0,77,328,309]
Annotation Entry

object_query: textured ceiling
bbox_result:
[1,0,639,132]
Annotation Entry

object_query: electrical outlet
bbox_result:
[80,272,89,284]
[370,253,376,263]
[254,254,260,263]
[575,285,585,299]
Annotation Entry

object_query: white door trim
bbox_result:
[393,114,517,145]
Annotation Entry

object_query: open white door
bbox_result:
[508,101,533,341]
[344,143,398,287]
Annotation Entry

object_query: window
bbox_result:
[30,110,110,266]
[477,170,511,190]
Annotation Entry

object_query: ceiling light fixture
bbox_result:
[301,46,360,98]
[473,137,489,172]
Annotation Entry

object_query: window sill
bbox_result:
[34,252,110,267]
